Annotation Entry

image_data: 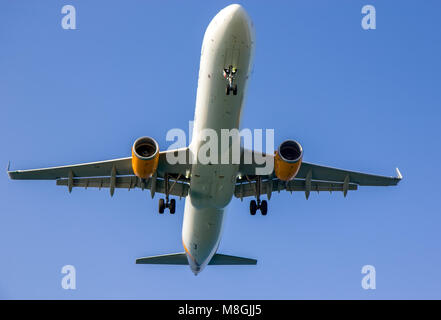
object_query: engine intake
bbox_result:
[131,136,159,179]
[274,140,303,181]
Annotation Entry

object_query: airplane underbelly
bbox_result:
[189,7,254,209]
[181,4,255,274]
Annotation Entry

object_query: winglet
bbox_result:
[396,167,403,180]
[6,161,13,179]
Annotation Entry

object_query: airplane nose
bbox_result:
[227,4,245,15]
[207,4,255,47]
[221,4,254,43]
[225,4,250,25]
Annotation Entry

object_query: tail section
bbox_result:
[136,253,257,266]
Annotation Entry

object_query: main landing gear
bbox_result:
[158,174,176,214]
[223,65,238,96]
[159,198,175,214]
[249,176,268,216]
[250,199,267,216]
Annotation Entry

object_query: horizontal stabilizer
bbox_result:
[208,254,257,265]
[136,253,188,265]
[135,253,257,265]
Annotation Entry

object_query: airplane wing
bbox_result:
[8,148,191,197]
[236,149,402,199]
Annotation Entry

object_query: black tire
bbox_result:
[159,198,165,214]
[226,86,230,95]
[233,84,238,95]
[169,199,176,214]
[261,200,268,216]
[250,200,257,215]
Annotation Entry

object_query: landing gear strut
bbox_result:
[158,174,176,214]
[223,65,238,96]
[249,176,268,216]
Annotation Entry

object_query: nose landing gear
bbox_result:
[223,65,238,96]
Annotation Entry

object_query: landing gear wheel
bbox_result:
[233,84,238,95]
[226,86,230,95]
[158,198,165,214]
[169,199,176,214]
[260,200,268,216]
[250,200,257,215]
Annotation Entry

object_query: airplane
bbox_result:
[8,4,402,275]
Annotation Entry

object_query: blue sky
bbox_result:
[1,0,440,299]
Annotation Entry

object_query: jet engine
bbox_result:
[274,140,303,181]
[131,137,159,179]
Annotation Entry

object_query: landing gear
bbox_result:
[158,197,175,214]
[159,198,165,214]
[170,199,176,214]
[250,200,257,215]
[158,174,176,214]
[249,199,268,216]
[223,65,238,96]
[226,85,237,95]
[249,176,268,216]
[260,200,268,216]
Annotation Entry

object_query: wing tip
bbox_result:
[6,161,14,179]
[395,167,403,180]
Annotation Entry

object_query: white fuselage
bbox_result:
[181,5,255,275]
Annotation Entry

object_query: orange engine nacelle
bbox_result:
[131,137,160,179]
[274,140,303,181]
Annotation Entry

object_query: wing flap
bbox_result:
[235,179,358,199]
[56,176,189,197]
